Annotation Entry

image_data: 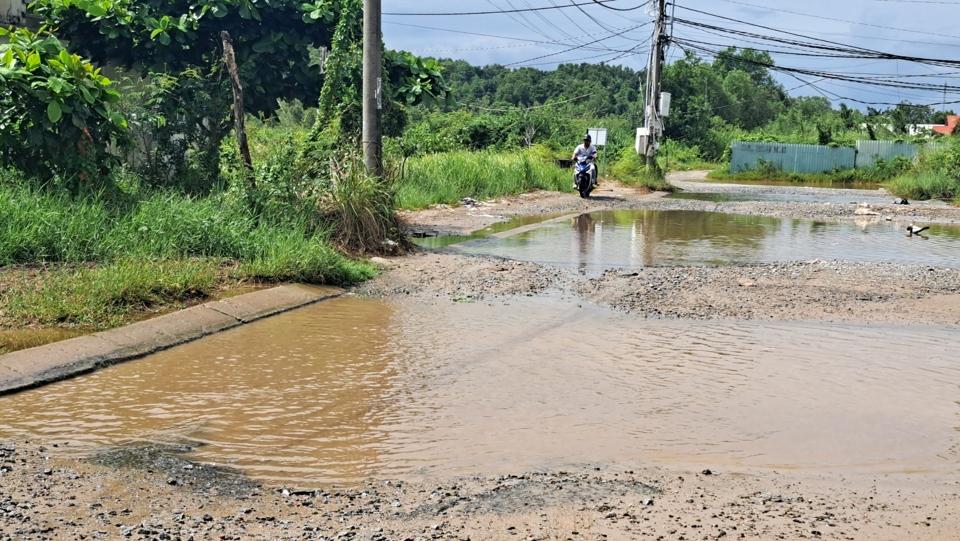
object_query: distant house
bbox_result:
[932,115,959,136]
[0,0,26,25]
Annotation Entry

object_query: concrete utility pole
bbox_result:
[362,0,383,177]
[642,0,667,169]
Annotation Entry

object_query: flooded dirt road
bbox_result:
[3,172,960,540]
[1,295,957,488]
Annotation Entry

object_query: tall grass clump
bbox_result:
[608,147,672,191]
[321,161,400,253]
[888,139,960,201]
[397,150,569,209]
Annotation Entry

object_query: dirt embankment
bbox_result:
[2,441,958,540]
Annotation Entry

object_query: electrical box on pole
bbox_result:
[659,92,672,118]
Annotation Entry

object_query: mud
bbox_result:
[2,441,959,540]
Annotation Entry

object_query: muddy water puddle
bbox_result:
[0,296,957,486]
[449,210,960,271]
[411,212,569,249]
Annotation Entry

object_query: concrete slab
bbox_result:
[0,363,20,381]
[0,285,344,395]
[0,334,120,393]
[204,285,342,323]
[93,305,241,358]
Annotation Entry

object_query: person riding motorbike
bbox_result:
[571,134,598,189]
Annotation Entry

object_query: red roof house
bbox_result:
[933,115,959,136]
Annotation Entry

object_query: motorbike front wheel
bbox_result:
[577,173,593,198]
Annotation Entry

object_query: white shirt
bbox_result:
[573,144,597,161]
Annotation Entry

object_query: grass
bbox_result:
[706,168,865,185]
[887,172,959,201]
[396,150,570,209]
[885,141,960,203]
[5,258,220,327]
[708,156,915,186]
[0,178,376,332]
[608,147,673,191]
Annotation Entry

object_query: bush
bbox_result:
[116,68,231,193]
[0,27,126,185]
[887,139,960,200]
[657,140,717,171]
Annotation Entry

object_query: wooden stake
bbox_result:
[221,31,254,180]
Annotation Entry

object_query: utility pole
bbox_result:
[642,0,667,170]
[944,81,948,114]
[362,0,383,177]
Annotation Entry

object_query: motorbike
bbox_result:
[574,157,595,199]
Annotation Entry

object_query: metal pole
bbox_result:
[362,0,383,177]
[644,0,666,170]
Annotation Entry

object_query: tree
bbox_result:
[29,0,336,115]
[0,26,126,184]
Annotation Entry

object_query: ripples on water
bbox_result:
[0,296,957,486]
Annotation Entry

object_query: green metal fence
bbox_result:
[855,140,947,168]
[730,142,856,174]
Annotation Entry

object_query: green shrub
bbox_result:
[0,27,126,185]
[887,138,960,200]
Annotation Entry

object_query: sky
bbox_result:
[382,0,960,111]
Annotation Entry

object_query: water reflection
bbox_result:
[455,210,960,270]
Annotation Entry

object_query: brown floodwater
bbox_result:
[450,210,960,271]
[0,296,957,487]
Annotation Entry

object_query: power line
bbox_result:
[672,41,960,107]
[383,0,621,16]
[506,22,650,66]
[711,0,960,42]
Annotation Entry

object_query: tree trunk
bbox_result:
[220,31,255,191]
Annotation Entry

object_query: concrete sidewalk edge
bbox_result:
[0,284,343,396]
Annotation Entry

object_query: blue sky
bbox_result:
[382,0,960,110]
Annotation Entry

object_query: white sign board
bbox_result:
[587,128,608,146]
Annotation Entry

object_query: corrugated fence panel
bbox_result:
[856,141,917,168]
[731,142,856,174]
[856,141,948,168]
